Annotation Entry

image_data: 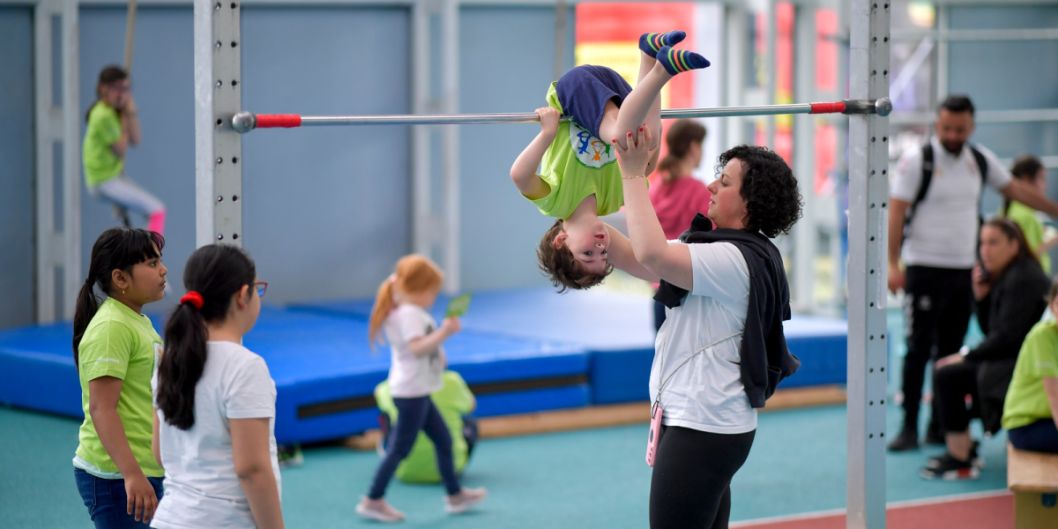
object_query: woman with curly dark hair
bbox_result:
[602,128,802,529]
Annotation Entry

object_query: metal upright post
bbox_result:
[194,0,243,248]
[792,4,816,311]
[34,0,80,322]
[440,0,460,293]
[847,0,890,528]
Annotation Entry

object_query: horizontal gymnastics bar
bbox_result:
[230,98,891,132]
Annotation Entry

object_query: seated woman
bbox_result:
[922,218,1050,480]
[1002,278,1058,454]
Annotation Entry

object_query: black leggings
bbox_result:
[650,425,755,529]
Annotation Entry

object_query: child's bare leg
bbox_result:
[604,42,710,149]
[605,61,673,150]
[637,52,663,150]
[599,31,683,149]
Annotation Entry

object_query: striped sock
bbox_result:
[639,31,686,58]
[657,46,710,76]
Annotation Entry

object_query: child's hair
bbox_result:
[657,120,707,182]
[157,244,256,430]
[1003,154,1045,215]
[86,65,129,122]
[536,220,612,293]
[73,228,165,367]
[368,255,444,345]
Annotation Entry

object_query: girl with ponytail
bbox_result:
[647,119,711,331]
[72,227,167,528]
[151,244,284,529]
[358,255,486,522]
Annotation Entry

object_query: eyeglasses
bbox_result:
[254,280,268,298]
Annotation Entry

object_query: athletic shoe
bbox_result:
[919,453,979,480]
[356,497,405,523]
[926,441,984,469]
[445,487,487,514]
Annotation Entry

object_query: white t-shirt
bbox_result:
[151,341,280,529]
[384,304,444,398]
[649,241,756,434]
[891,136,1012,268]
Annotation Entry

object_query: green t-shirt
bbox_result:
[1002,320,1058,431]
[73,298,164,478]
[1003,201,1050,273]
[375,371,474,483]
[83,102,124,187]
[529,82,624,219]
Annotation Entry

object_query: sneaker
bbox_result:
[927,441,984,470]
[356,497,405,523]
[445,487,487,514]
[887,428,919,452]
[277,444,303,468]
[919,453,979,480]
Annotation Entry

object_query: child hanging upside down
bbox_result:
[510,31,710,291]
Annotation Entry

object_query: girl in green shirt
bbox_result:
[72,227,168,528]
[83,66,167,235]
[1002,278,1058,454]
[1002,155,1056,273]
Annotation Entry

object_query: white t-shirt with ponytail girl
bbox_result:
[384,304,445,398]
[150,341,280,529]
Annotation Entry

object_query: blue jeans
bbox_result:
[74,468,164,529]
[368,396,460,498]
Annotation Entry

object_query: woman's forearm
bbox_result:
[240,467,285,529]
[622,177,670,268]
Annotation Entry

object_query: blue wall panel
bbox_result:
[0,8,36,329]
[77,6,411,313]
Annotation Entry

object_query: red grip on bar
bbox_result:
[255,114,302,128]
[809,101,847,114]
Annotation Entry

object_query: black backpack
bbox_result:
[903,142,989,239]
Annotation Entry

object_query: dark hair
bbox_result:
[157,244,256,430]
[982,217,1037,266]
[537,219,612,293]
[657,120,707,182]
[73,228,165,367]
[717,145,803,237]
[86,65,129,122]
[938,94,975,116]
[1004,155,1045,214]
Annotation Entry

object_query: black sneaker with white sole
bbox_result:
[926,441,984,470]
[920,453,979,480]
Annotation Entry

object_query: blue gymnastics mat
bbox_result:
[290,287,849,404]
[0,307,590,444]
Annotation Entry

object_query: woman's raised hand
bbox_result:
[615,125,654,179]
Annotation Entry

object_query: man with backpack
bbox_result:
[886,94,1058,452]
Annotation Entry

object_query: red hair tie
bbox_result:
[180,291,204,310]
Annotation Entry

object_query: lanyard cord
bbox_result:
[653,331,741,408]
